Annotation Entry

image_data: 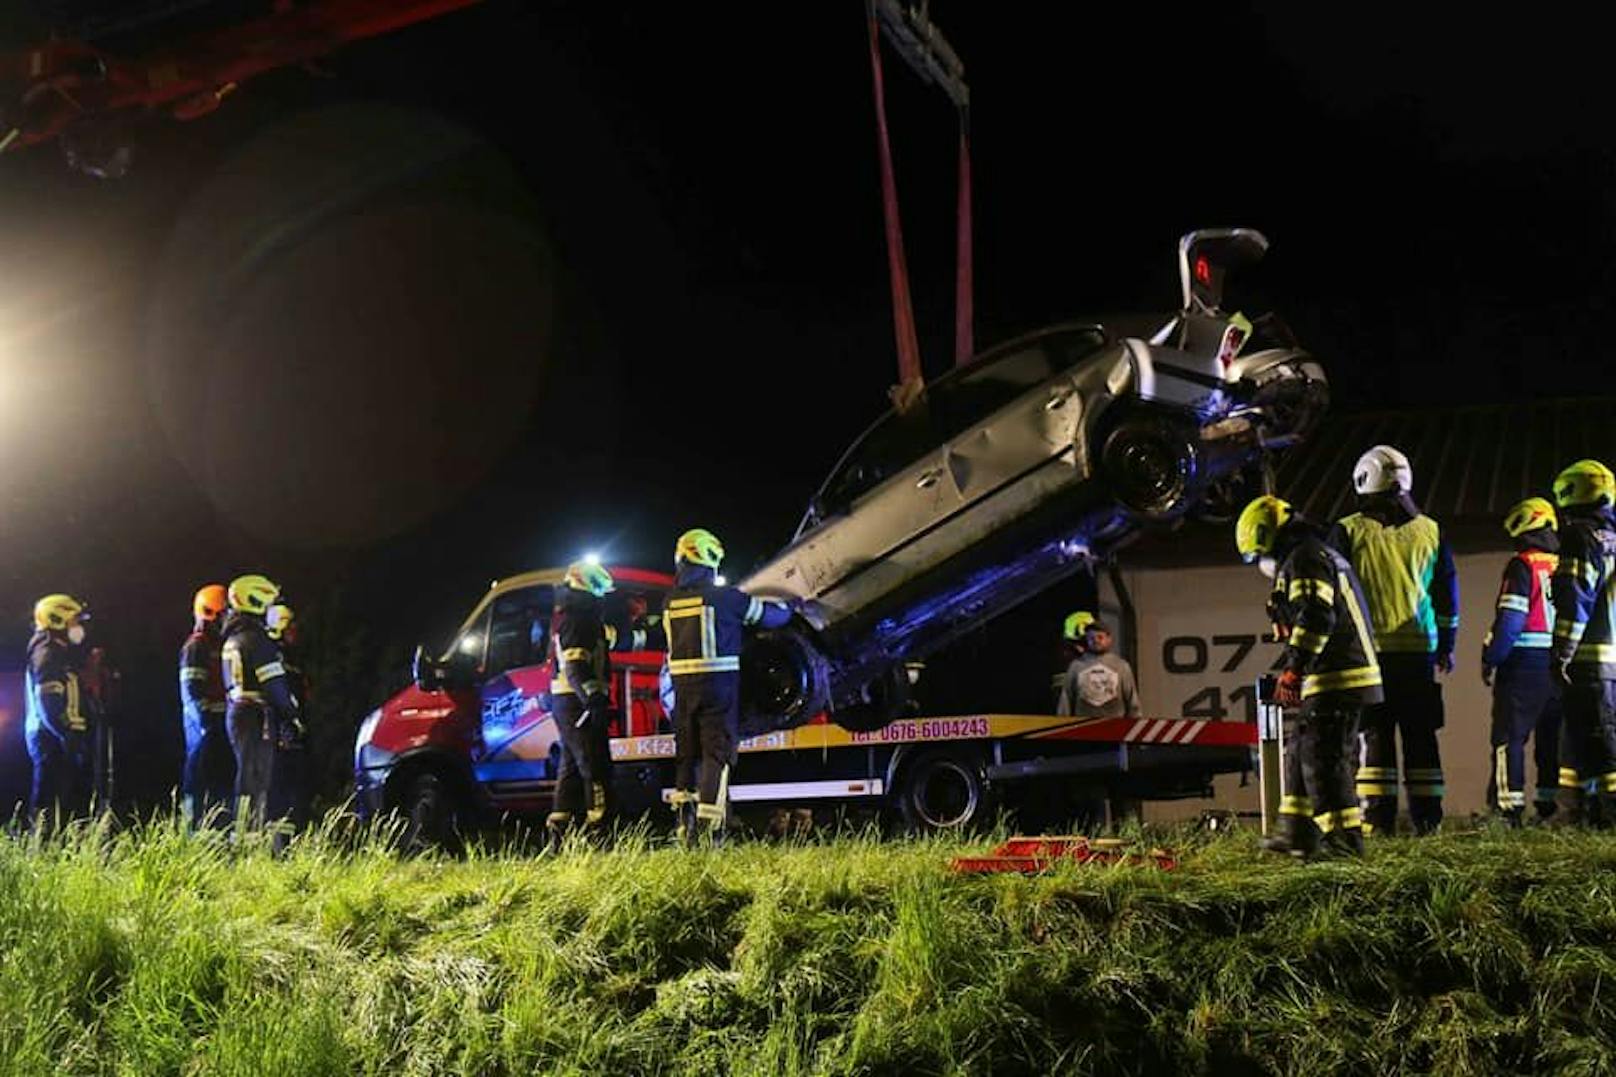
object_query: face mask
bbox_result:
[67,625,86,645]
[1256,556,1278,580]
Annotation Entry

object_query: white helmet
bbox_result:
[1353,445,1413,496]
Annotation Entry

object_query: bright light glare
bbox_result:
[583,551,601,566]
[459,634,482,654]
[715,575,727,587]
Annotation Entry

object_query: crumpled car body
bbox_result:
[736,229,1327,736]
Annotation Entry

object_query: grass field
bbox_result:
[4,819,1616,1076]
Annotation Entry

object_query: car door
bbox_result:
[469,584,557,812]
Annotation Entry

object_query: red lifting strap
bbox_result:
[865,3,924,399]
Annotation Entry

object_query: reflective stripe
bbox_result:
[1356,766,1397,780]
[668,656,741,675]
[1289,578,1335,605]
[1290,626,1329,655]
[229,689,266,703]
[1600,772,1616,794]
[1515,632,1553,649]
[1560,767,1582,789]
[561,647,592,662]
[1303,664,1382,697]
[180,668,210,681]
[667,597,703,610]
[1279,794,1314,816]
[38,682,66,695]
[1556,618,1588,642]
[696,802,726,822]
[1494,746,1513,813]
[1575,642,1616,663]
[1497,595,1531,613]
[1314,806,1363,833]
[1436,615,1459,629]
[1405,768,1444,780]
[1355,782,1397,796]
[744,597,764,625]
[255,661,285,681]
[1497,791,1527,809]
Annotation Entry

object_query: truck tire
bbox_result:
[895,748,995,833]
[1099,412,1198,519]
[397,770,464,854]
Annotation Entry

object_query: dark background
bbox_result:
[1,3,1611,810]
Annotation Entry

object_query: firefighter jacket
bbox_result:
[25,631,86,743]
[1330,499,1459,657]
[609,612,667,653]
[1483,543,1558,670]
[550,585,611,700]
[1274,531,1385,703]
[221,613,301,723]
[664,563,791,679]
[1552,505,1616,683]
[179,628,227,726]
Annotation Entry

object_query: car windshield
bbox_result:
[807,325,1107,523]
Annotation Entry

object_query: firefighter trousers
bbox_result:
[548,693,614,833]
[182,708,236,828]
[1357,655,1444,835]
[673,671,740,831]
[1278,699,1363,850]
[1486,663,1563,819]
[1563,680,1616,823]
[227,705,275,830]
[26,726,89,826]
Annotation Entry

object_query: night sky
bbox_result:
[1,3,1612,807]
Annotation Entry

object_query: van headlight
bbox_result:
[354,708,383,769]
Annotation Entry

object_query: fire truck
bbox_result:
[352,564,1257,845]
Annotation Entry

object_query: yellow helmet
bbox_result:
[1503,497,1557,538]
[563,561,615,597]
[193,584,228,624]
[33,594,86,632]
[1235,495,1293,563]
[675,528,725,569]
[1063,611,1095,642]
[227,574,281,615]
[1553,459,1616,509]
[265,604,295,641]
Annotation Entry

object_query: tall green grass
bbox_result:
[4,819,1616,1075]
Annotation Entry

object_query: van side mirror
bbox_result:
[412,644,440,690]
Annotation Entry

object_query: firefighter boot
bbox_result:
[1315,826,1365,860]
[673,792,698,848]
[1262,801,1317,859]
[544,812,571,856]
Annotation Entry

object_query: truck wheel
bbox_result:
[1100,413,1198,519]
[896,749,994,833]
[398,771,463,854]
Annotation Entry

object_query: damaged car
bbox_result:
[737,227,1327,735]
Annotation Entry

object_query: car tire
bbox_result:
[1099,414,1198,519]
[895,748,995,833]
[398,770,463,854]
[830,665,913,733]
[740,627,831,738]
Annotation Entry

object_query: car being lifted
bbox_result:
[733,228,1326,736]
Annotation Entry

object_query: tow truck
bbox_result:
[353,564,1259,844]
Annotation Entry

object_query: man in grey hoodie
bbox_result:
[1057,619,1142,718]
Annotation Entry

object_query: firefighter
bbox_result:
[546,561,617,850]
[1053,611,1093,706]
[265,603,311,845]
[1328,445,1459,836]
[23,594,92,826]
[1481,498,1566,824]
[179,584,235,828]
[1549,459,1616,824]
[1239,495,1383,859]
[611,589,667,653]
[221,575,302,831]
[666,528,792,846]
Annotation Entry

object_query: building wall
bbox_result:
[1114,550,1527,822]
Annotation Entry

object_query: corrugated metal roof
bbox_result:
[1275,397,1616,527]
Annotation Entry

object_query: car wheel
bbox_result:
[397,770,463,854]
[740,627,830,738]
[896,749,995,833]
[830,665,912,733]
[1100,415,1198,518]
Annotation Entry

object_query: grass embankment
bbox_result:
[4,822,1616,1076]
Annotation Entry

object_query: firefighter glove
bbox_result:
[1275,668,1302,708]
